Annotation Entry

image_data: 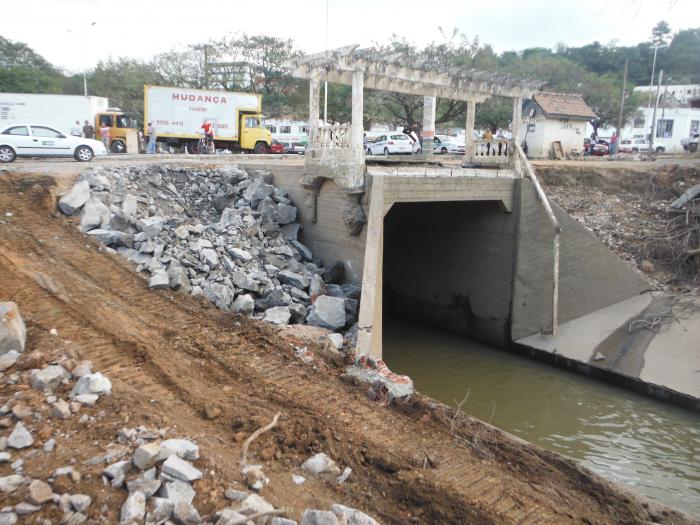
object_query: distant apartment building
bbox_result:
[265,119,308,144]
[634,84,700,106]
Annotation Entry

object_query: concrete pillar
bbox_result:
[512,96,523,147]
[351,71,364,151]
[308,78,320,148]
[464,99,476,160]
[421,95,436,155]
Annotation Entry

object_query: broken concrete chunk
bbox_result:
[239,493,274,518]
[306,296,346,331]
[0,474,25,493]
[58,180,91,215]
[87,228,133,247]
[69,494,92,513]
[0,303,26,356]
[121,491,146,524]
[301,453,340,475]
[103,460,131,488]
[132,442,161,470]
[51,399,72,419]
[172,500,201,525]
[79,196,111,232]
[345,355,414,401]
[7,422,33,449]
[330,504,379,525]
[149,270,170,290]
[161,455,202,482]
[300,510,339,525]
[122,194,139,216]
[264,306,291,326]
[71,372,112,397]
[145,497,174,524]
[31,365,70,391]
[157,439,199,461]
[0,350,19,372]
[158,479,195,506]
[278,270,310,290]
[231,294,255,315]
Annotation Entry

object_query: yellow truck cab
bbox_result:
[95,110,139,153]
[240,115,272,153]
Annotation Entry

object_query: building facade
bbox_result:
[634,84,700,106]
[520,92,596,159]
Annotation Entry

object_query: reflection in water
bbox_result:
[383,316,700,518]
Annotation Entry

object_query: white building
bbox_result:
[590,107,700,152]
[634,84,700,106]
[520,92,596,159]
[265,119,308,144]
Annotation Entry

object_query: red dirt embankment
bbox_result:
[0,171,695,524]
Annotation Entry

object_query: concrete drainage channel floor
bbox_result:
[382,316,700,518]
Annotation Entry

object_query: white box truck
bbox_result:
[0,93,138,153]
[144,85,272,153]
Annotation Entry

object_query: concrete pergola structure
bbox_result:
[286,45,542,192]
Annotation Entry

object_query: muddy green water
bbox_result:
[383,317,700,518]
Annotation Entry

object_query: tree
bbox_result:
[0,36,64,93]
[651,21,672,46]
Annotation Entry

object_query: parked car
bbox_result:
[689,135,699,153]
[366,133,414,155]
[270,140,285,154]
[0,124,107,163]
[433,135,465,154]
[281,141,306,155]
[681,133,699,151]
[619,138,665,153]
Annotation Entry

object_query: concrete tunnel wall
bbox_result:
[383,200,517,348]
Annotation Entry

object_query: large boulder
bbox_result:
[87,229,133,247]
[31,365,70,390]
[306,296,346,330]
[278,270,310,290]
[243,180,274,204]
[0,302,26,355]
[231,294,255,315]
[58,180,91,215]
[263,306,291,326]
[79,196,110,232]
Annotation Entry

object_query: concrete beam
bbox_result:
[308,79,320,147]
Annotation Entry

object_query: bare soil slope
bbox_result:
[0,171,694,524]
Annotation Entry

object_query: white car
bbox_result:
[619,138,665,153]
[366,133,414,155]
[0,124,107,163]
[434,135,465,154]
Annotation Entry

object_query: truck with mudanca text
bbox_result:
[143,85,272,154]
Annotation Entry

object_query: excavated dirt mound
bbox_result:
[0,171,696,524]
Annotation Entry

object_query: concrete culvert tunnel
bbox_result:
[382,200,518,349]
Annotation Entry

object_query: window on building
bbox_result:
[690,120,699,135]
[267,126,277,133]
[280,126,292,134]
[656,119,674,138]
[633,117,645,128]
[300,126,308,133]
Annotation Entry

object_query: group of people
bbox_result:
[69,119,111,150]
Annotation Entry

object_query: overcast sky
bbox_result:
[4,0,699,72]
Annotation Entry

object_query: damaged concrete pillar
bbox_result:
[351,70,364,152]
[308,78,320,149]
[421,96,436,155]
[465,99,476,160]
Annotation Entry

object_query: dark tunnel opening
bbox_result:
[382,200,518,349]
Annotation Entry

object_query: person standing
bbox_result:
[70,120,82,137]
[147,122,157,154]
[609,131,619,156]
[83,120,95,139]
[99,122,110,151]
[483,127,494,155]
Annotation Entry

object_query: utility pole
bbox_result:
[323,0,329,123]
[616,58,628,138]
[648,70,663,155]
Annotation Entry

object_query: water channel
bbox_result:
[383,316,700,518]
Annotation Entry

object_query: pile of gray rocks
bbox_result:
[58,165,359,344]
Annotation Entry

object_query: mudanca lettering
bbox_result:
[170,93,226,104]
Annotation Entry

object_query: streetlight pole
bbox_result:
[648,44,666,108]
[323,0,329,123]
[68,21,96,97]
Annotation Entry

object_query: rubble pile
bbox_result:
[1,302,382,524]
[57,165,360,344]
